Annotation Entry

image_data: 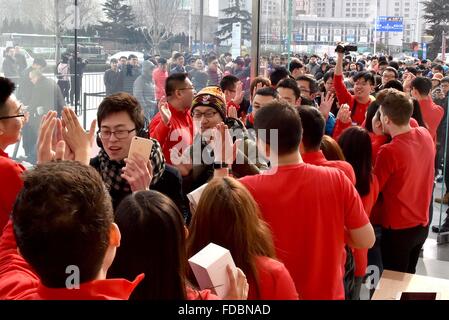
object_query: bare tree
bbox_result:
[130,0,182,54]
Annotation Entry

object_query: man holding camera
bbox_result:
[333,44,375,139]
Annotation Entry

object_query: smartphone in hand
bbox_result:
[128,137,153,161]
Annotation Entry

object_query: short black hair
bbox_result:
[97,93,145,132]
[405,66,418,76]
[13,161,114,288]
[411,77,433,96]
[277,78,301,100]
[388,61,399,70]
[165,73,189,97]
[297,106,325,150]
[353,71,375,86]
[289,60,304,73]
[383,79,404,92]
[220,75,239,91]
[383,67,399,79]
[0,77,15,114]
[296,75,319,94]
[254,87,279,98]
[364,101,380,133]
[442,77,449,84]
[432,64,444,73]
[254,100,302,155]
[323,71,335,83]
[270,67,290,87]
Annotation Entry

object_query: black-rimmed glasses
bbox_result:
[98,128,136,140]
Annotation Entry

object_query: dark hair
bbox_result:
[323,71,335,83]
[388,61,399,70]
[411,77,432,96]
[432,64,444,73]
[277,78,301,100]
[250,77,271,98]
[297,106,325,150]
[353,71,375,86]
[173,53,184,60]
[165,73,189,97]
[270,67,290,86]
[0,77,15,113]
[383,67,399,79]
[97,93,145,132]
[254,100,302,155]
[383,79,404,92]
[364,101,380,133]
[338,127,373,197]
[289,60,304,73]
[187,177,276,299]
[128,54,137,60]
[379,60,389,67]
[13,161,113,288]
[295,75,319,94]
[411,99,427,128]
[377,88,413,126]
[220,75,239,91]
[108,191,187,300]
[405,66,418,76]
[119,56,127,60]
[254,86,279,98]
[442,77,449,84]
[207,56,217,64]
[110,58,118,64]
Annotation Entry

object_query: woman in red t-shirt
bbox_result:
[338,126,380,300]
[107,190,248,300]
[187,177,299,300]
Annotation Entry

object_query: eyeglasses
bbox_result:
[0,104,26,120]
[192,110,218,119]
[98,128,136,140]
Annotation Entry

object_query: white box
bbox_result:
[186,183,208,210]
[188,243,237,298]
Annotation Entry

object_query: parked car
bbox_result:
[106,51,144,65]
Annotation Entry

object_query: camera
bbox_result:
[335,44,358,54]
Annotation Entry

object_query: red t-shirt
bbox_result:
[0,149,25,236]
[240,163,369,300]
[150,103,193,165]
[373,127,435,229]
[418,97,444,145]
[248,256,298,300]
[353,175,379,277]
[302,150,356,185]
[0,221,143,300]
[152,68,168,100]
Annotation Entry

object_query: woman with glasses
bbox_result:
[0,77,27,236]
[179,86,267,194]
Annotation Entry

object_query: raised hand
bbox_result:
[336,104,352,124]
[158,96,171,125]
[37,111,66,164]
[121,153,153,192]
[61,107,96,165]
[232,81,244,105]
[319,91,335,120]
[228,105,238,119]
[212,122,235,165]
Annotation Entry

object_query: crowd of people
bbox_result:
[0,42,449,300]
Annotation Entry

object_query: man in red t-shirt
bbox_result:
[213,100,375,299]
[374,88,435,274]
[333,45,375,139]
[298,106,356,184]
[0,162,142,300]
[150,73,194,165]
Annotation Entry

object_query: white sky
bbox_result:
[210,0,219,17]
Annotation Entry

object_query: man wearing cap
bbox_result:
[181,86,266,193]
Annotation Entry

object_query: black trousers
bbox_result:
[70,76,82,106]
[381,225,428,274]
